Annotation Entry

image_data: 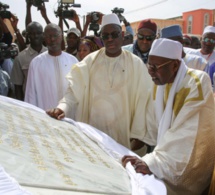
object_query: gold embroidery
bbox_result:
[173,70,204,117]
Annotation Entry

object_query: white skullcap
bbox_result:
[203,26,215,35]
[149,38,182,60]
[101,13,121,29]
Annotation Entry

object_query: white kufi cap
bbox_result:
[149,38,182,60]
[101,13,121,29]
[203,26,215,35]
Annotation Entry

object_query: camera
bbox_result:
[0,43,18,59]
[61,10,74,19]
[112,7,124,22]
[54,0,81,19]
[0,2,11,19]
[89,12,100,32]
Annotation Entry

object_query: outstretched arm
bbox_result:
[39,3,51,24]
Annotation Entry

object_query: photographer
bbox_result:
[111,8,134,45]
[122,16,134,37]
[122,16,134,46]
[57,8,81,51]
[26,0,51,28]
[63,9,82,36]
[65,27,81,58]
[82,11,103,37]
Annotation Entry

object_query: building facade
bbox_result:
[124,8,215,39]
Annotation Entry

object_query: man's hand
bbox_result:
[68,9,79,23]
[46,108,65,120]
[26,0,33,8]
[10,13,18,30]
[97,12,104,25]
[122,155,152,175]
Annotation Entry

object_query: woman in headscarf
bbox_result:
[77,35,103,60]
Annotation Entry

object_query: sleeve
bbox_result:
[1,59,13,76]
[24,61,37,105]
[57,64,86,120]
[130,58,153,140]
[209,63,215,86]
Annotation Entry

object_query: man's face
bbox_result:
[201,32,215,55]
[44,27,62,53]
[27,25,44,46]
[137,28,156,53]
[66,33,80,49]
[147,55,179,85]
[100,24,123,57]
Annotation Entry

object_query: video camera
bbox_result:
[26,0,49,7]
[112,7,124,22]
[0,2,11,19]
[0,43,18,59]
[89,12,100,32]
[55,0,81,19]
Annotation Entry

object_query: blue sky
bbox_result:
[2,0,215,33]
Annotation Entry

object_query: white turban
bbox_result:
[101,13,121,29]
[203,25,215,35]
[149,38,182,60]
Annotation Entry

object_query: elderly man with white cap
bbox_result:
[46,13,152,152]
[122,38,215,194]
[185,25,215,66]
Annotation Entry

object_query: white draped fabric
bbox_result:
[156,60,188,143]
[0,96,166,195]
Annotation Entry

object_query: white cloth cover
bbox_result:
[0,96,166,195]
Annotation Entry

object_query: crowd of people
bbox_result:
[0,1,215,195]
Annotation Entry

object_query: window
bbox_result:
[187,16,193,34]
[203,13,210,29]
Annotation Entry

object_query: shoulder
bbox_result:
[30,51,48,65]
[122,49,144,64]
[2,59,13,65]
[122,44,134,51]
[187,68,211,85]
[185,53,207,64]
[61,51,79,62]
[41,46,48,52]
[184,47,200,54]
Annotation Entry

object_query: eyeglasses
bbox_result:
[137,34,155,41]
[202,37,215,44]
[44,34,61,39]
[100,31,121,40]
[147,60,173,72]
